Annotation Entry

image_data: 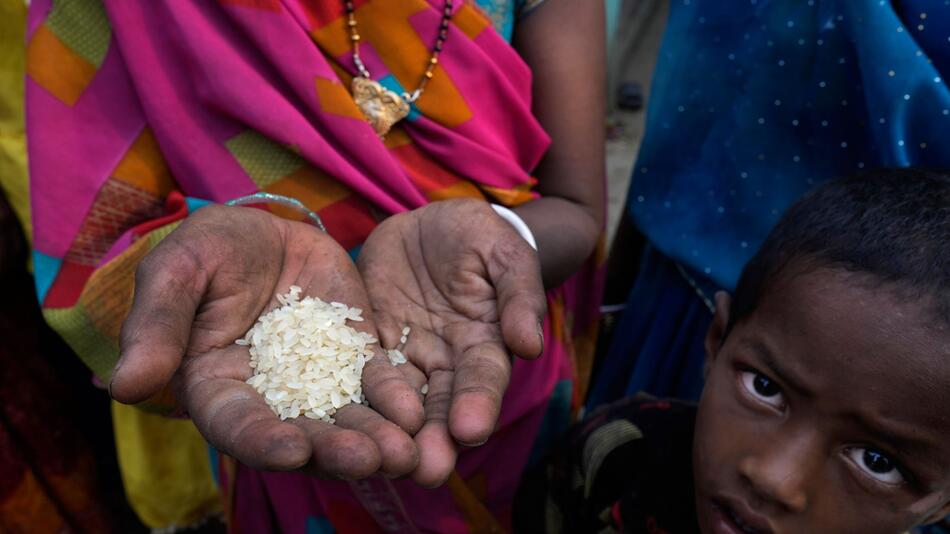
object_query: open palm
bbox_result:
[111,205,419,479]
[357,199,546,486]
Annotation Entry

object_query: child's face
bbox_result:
[693,267,950,534]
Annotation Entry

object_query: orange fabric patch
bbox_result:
[446,472,504,533]
[0,469,67,533]
[427,181,485,202]
[264,164,353,217]
[382,125,413,149]
[309,9,351,59]
[111,128,176,198]
[80,234,151,339]
[452,3,491,41]
[312,0,473,128]
[482,183,536,207]
[26,25,97,106]
[314,77,364,120]
[547,295,567,348]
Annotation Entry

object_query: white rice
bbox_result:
[240,286,377,423]
[240,287,418,423]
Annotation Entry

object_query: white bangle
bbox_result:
[490,204,538,251]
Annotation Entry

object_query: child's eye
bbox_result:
[846,447,904,485]
[740,370,785,409]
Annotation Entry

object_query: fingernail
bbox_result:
[537,321,545,356]
[107,366,119,399]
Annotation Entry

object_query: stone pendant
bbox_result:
[351,77,410,138]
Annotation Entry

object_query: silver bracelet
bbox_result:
[490,204,538,251]
[225,193,327,233]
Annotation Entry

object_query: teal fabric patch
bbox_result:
[378,75,421,121]
[207,446,220,488]
[32,250,62,304]
[186,197,213,213]
[306,516,335,534]
[474,0,516,42]
[526,378,573,467]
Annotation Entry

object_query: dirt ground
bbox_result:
[604,0,668,244]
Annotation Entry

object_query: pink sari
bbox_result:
[26,0,603,531]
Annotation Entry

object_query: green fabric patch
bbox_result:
[147,220,183,246]
[225,130,304,189]
[45,303,119,383]
[45,0,111,68]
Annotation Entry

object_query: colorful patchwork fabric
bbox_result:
[26,0,601,532]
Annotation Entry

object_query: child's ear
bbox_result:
[703,291,732,379]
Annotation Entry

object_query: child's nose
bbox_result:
[737,434,819,514]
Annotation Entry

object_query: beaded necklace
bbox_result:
[344,0,454,137]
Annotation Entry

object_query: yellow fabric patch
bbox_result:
[111,128,176,198]
[112,401,222,530]
[225,130,305,189]
[26,25,98,106]
[0,0,30,245]
[44,0,111,68]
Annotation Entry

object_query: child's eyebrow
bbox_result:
[742,338,813,397]
[847,411,945,461]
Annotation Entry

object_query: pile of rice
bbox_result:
[238,286,414,423]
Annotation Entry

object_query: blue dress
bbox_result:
[588,0,950,405]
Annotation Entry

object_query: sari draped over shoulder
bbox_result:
[26,0,604,531]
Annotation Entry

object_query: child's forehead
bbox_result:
[737,268,950,444]
[757,266,948,346]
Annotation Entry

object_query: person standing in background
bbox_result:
[591,0,950,405]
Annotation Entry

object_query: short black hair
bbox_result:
[728,168,950,332]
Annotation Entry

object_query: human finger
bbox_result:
[333,403,419,478]
[113,238,205,404]
[487,236,546,360]
[410,370,457,487]
[361,347,425,435]
[175,345,312,471]
[446,330,511,446]
[359,313,426,434]
[291,416,381,479]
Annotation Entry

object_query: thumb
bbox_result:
[489,236,546,360]
[110,243,205,404]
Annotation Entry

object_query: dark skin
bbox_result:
[513,0,606,287]
[695,267,950,534]
[110,0,604,484]
[353,0,606,486]
[110,205,419,479]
